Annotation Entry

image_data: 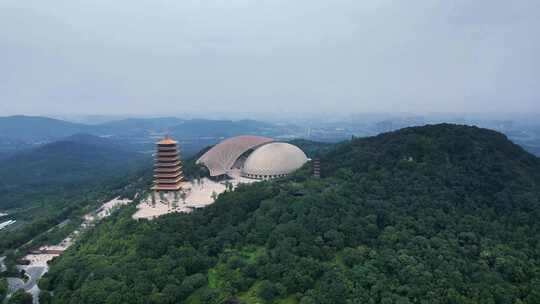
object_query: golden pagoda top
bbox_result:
[157,135,177,145]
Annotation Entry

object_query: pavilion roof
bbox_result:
[157,136,177,145]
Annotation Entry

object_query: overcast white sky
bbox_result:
[1,0,539,117]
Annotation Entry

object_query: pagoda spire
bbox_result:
[152,136,183,203]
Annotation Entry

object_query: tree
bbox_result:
[0,278,7,302]
[162,284,181,303]
[258,281,282,302]
[7,290,33,304]
[39,291,53,304]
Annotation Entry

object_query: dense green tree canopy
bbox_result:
[40,124,540,303]
[0,278,7,302]
[7,290,33,304]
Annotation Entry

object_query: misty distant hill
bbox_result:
[95,117,185,135]
[2,115,537,159]
[170,119,277,139]
[0,116,301,161]
[287,138,335,157]
[0,134,147,193]
[0,116,296,143]
[96,118,286,142]
[0,116,90,142]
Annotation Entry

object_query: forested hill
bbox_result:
[0,134,146,190]
[40,124,540,304]
[323,123,540,178]
[0,116,90,141]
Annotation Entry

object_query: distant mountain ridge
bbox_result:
[0,116,90,142]
[0,116,303,160]
[0,134,146,193]
[170,119,276,139]
[0,115,291,143]
[2,115,538,159]
[94,117,185,135]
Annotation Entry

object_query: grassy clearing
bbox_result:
[240,246,265,263]
[237,281,264,304]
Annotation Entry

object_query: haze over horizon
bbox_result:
[1,0,539,116]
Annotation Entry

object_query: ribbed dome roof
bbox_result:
[242,142,308,177]
[196,135,273,176]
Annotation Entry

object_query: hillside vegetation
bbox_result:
[0,135,150,256]
[0,134,145,193]
[40,124,540,304]
[0,134,148,215]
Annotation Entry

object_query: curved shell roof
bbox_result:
[196,135,273,176]
[241,142,308,177]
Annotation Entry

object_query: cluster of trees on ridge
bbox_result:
[35,124,540,303]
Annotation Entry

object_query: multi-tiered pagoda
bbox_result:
[153,136,183,202]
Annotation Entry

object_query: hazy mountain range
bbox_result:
[1,115,539,158]
[0,116,300,158]
[0,134,146,207]
[0,116,288,142]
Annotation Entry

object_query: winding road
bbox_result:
[7,266,46,304]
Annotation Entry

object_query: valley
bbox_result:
[0,135,150,302]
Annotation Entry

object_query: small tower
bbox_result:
[313,157,321,178]
[152,136,183,204]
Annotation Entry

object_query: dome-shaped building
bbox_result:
[196,135,273,177]
[241,142,308,179]
[197,136,309,180]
